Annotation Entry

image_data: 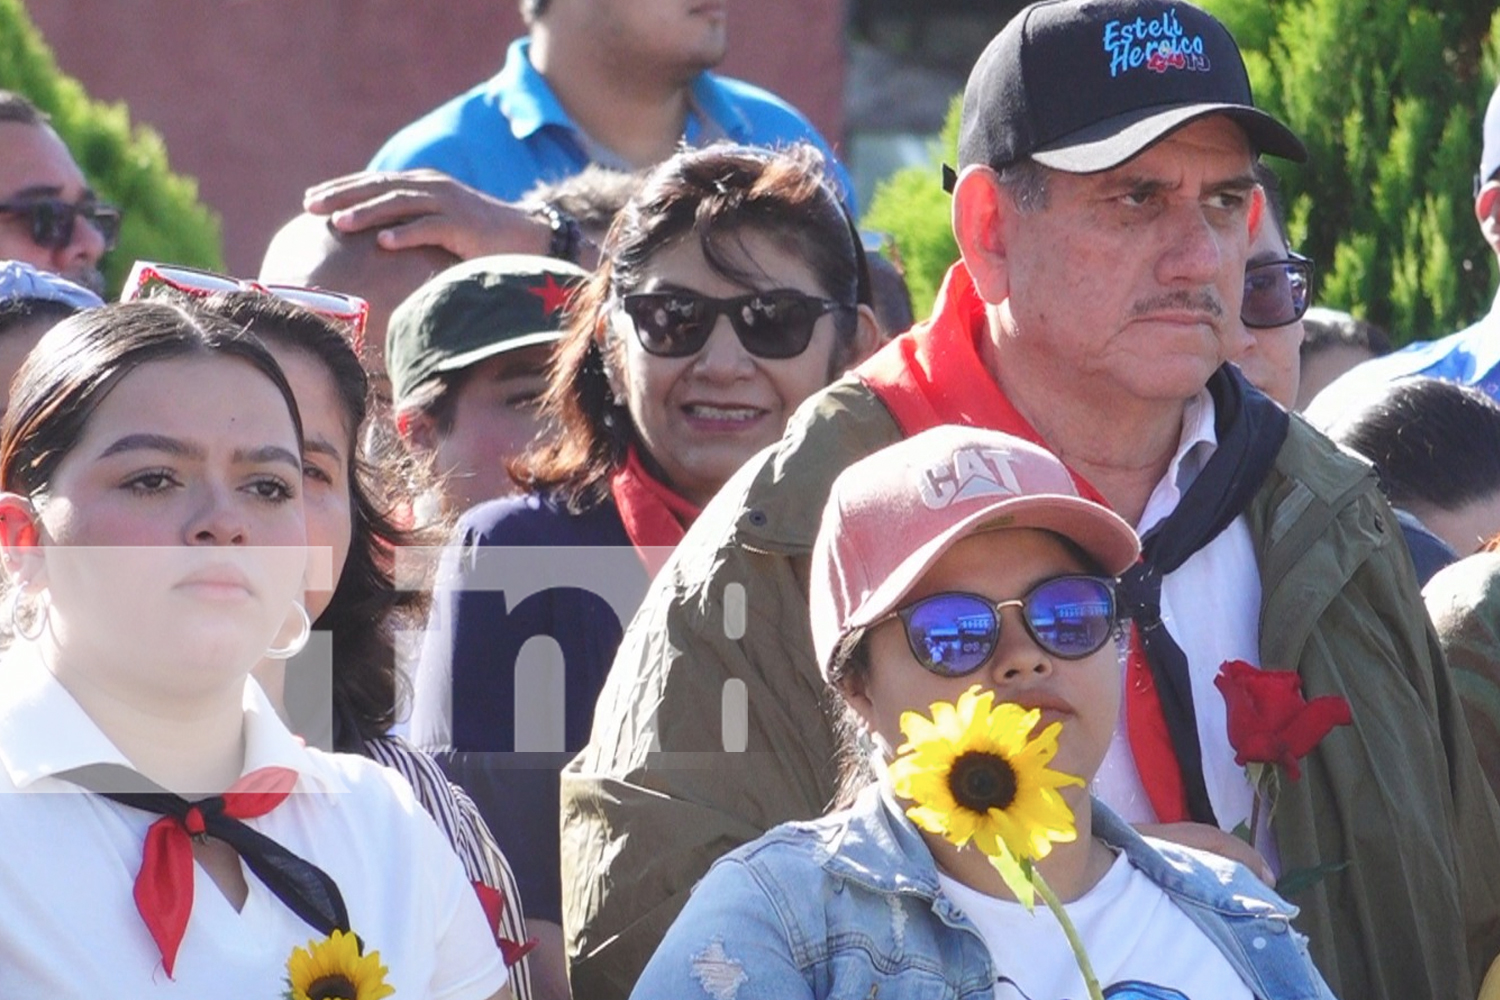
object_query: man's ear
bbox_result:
[952,165,1012,305]
[0,493,45,592]
[1477,182,1500,255]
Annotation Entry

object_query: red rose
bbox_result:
[1213,659,1352,780]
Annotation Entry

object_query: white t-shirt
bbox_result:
[939,853,1253,1000]
[0,647,508,998]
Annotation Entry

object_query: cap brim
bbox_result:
[1031,104,1307,173]
[428,329,564,376]
[844,493,1141,636]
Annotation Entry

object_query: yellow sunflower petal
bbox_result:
[888,690,1083,867]
[285,929,395,1000]
[897,709,944,751]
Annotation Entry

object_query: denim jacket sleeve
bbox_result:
[628,854,814,1000]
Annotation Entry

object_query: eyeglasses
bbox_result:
[618,289,853,360]
[121,260,370,354]
[1242,252,1313,329]
[879,575,1119,677]
[0,197,122,252]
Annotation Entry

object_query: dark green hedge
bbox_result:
[0,0,223,295]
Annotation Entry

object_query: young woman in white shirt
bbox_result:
[0,298,510,998]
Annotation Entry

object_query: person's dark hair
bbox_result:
[396,369,467,437]
[191,291,443,749]
[513,142,867,509]
[1,299,301,500]
[1254,161,1290,247]
[1300,307,1392,359]
[0,90,47,127]
[866,253,914,339]
[1332,377,1500,514]
[520,0,550,24]
[522,165,644,242]
[0,299,78,341]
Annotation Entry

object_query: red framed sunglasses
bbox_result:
[120,261,369,355]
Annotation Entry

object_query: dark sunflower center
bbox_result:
[308,975,360,1000]
[948,751,1018,813]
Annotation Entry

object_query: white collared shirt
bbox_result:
[1092,389,1277,866]
[0,648,507,998]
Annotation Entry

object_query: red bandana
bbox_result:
[609,445,702,576]
[858,263,1189,823]
[133,766,299,977]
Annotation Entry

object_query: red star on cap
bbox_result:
[526,274,574,316]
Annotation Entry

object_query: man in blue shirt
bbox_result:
[367,0,853,205]
[1306,80,1500,427]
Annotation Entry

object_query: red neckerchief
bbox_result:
[609,445,703,576]
[134,766,299,977]
[857,262,1189,824]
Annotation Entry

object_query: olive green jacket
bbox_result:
[560,378,1500,1000]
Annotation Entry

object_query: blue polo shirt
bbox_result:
[369,38,856,209]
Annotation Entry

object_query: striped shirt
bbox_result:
[366,734,534,1000]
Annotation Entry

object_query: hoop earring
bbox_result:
[8,587,46,642]
[264,601,312,660]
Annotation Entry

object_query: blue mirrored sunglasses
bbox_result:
[881,575,1119,677]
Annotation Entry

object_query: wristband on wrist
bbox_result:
[535,203,584,264]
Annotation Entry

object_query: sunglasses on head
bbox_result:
[618,289,853,360]
[1242,252,1313,329]
[880,575,1119,678]
[0,196,121,252]
[121,260,370,355]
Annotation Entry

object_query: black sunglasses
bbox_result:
[0,196,121,252]
[880,575,1119,678]
[618,289,853,360]
[1242,252,1313,329]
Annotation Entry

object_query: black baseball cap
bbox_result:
[955,0,1306,177]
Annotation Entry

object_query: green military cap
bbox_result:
[386,253,587,403]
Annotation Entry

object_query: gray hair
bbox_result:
[996,158,1050,213]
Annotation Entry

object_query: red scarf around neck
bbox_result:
[609,445,702,576]
[857,263,1190,824]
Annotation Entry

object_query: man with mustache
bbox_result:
[561,2,1500,999]
[0,91,117,296]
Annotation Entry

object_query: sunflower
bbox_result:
[889,685,1084,863]
[285,929,395,1000]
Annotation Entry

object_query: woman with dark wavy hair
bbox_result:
[188,290,537,1000]
[407,141,880,985]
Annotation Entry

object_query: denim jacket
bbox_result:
[630,786,1337,1000]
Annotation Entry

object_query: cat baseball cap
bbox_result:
[810,425,1140,681]
[955,0,1306,176]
